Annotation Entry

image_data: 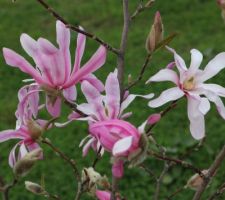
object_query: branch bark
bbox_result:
[192,144,225,200]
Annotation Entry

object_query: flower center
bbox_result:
[183,77,195,91]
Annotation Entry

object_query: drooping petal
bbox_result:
[112,160,124,178]
[146,68,179,85]
[148,87,184,108]
[188,49,203,76]
[82,137,96,157]
[3,48,45,85]
[198,97,210,115]
[112,136,133,156]
[9,143,20,168]
[200,83,225,98]
[62,85,77,102]
[105,71,120,119]
[187,96,205,140]
[64,45,107,88]
[198,52,225,82]
[46,96,62,117]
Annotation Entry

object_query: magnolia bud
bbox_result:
[147,113,161,125]
[146,11,164,53]
[13,148,43,177]
[185,170,208,190]
[25,181,46,195]
[27,119,43,140]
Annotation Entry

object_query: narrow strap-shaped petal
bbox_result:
[200,83,225,98]
[20,33,38,58]
[188,49,203,77]
[112,159,124,178]
[187,96,205,140]
[198,52,225,82]
[46,96,62,117]
[81,81,106,120]
[0,130,25,143]
[3,48,45,85]
[80,74,104,92]
[148,87,184,108]
[73,28,86,73]
[64,45,107,88]
[56,20,71,80]
[62,85,77,102]
[9,142,20,168]
[105,71,120,119]
[146,68,179,85]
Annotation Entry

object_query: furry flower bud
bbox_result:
[146,11,164,53]
[185,170,208,190]
[25,181,46,195]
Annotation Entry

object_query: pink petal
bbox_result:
[3,48,45,85]
[198,52,225,82]
[148,87,184,108]
[187,96,205,140]
[64,45,107,88]
[20,33,38,58]
[82,137,96,157]
[147,113,161,125]
[112,136,133,156]
[63,86,77,101]
[73,29,86,72]
[112,160,124,178]
[81,74,104,92]
[81,81,106,120]
[96,190,111,200]
[0,130,25,142]
[46,96,62,117]
[9,143,20,168]
[56,21,71,81]
[146,68,179,84]
[105,71,120,119]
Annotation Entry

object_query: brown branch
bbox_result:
[146,100,178,136]
[35,0,119,55]
[117,0,130,95]
[1,178,18,200]
[166,187,185,200]
[125,53,152,91]
[192,144,225,200]
[111,176,119,200]
[149,151,205,178]
[41,138,80,181]
[130,0,155,20]
[207,182,225,200]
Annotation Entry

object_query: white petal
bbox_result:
[198,97,210,115]
[112,136,133,156]
[148,87,184,108]
[188,49,203,76]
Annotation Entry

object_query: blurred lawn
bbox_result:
[0,0,225,199]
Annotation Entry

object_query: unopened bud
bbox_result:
[27,119,43,140]
[185,170,208,190]
[13,148,43,177]
[25,181,46,195]
[146,11,164,53]
[147,113,161,125]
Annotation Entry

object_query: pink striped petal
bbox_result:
[81,74,104,92]
[3,48,44,85]
[20,33,38,58]
[112,160,124,178]
[63,86,77,102]
[64,45,107,88]
[9,143,20,168]
[105,71,120,118]
[0,130,25,142]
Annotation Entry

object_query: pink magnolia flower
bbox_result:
[147,47,225,139]
[3,20,106,117]
[96,190,120,200]
[0,86,44,167]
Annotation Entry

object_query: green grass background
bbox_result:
[0,0,225,199]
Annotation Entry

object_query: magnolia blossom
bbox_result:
[0,86,44,167]
[147,47,225,139]
[3,20,106,117]
[96,190,120,200]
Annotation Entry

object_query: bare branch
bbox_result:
[193,144,225,200]
[207,182,225,200]
[35,0,119,55]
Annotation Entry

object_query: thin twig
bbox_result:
[111,176,119,200]
[166,186,185,200]
[193,144,225,200]
[117,0,130,95]
[41,138,80,181]
[207,182,225,200]
[35,0,119,55]
[125,53,152,91]
[2,178,18,200]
